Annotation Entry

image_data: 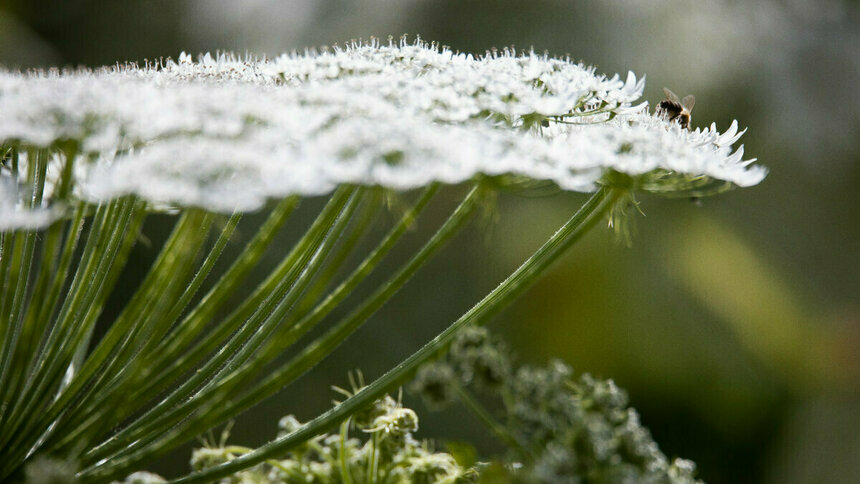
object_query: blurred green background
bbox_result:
[2,1,857,482]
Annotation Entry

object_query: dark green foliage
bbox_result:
[413,327,703,483]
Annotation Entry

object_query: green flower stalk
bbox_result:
[0,37,764,482]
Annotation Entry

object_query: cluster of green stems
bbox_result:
[0,145,620,483]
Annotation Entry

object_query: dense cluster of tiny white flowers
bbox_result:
[0,38,766,228]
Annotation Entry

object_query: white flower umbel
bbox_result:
[0,38,765,229]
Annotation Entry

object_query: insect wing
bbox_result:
[681,94,695,112]
[663,87,681,104]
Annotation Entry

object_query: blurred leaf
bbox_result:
[445,440,478,468]
[663,215,854,393]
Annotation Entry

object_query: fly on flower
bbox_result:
[656,87,695,130]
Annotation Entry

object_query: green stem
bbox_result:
[256,184,439,365]
[79,184,461,481]
[212,184,478,418]
[338,419,354,484]
[1,198,143,458]
[166,187,619,484]
[80,188,362,468]
[367,432,379,484]
[451,383,528,457]
[132,213,241,364]
[0,149,46,418]
[0,232,36,422]
[0,147,20,322]
[0,198,143,477]
[8,200,117,415]
[290,189,383,320]
[13,218,68,393]
[0,231,9,423]
[0,232,10,325]
[6,202,87,424]
[126,197,299,399]
[39,212,238,453]
[14,148,80,391]
[66,200,146,375]
[203,446,294,475]
[31,203,87,354]
[137,184,464,457]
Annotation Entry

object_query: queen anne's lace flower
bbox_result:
[0,38,765,229]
